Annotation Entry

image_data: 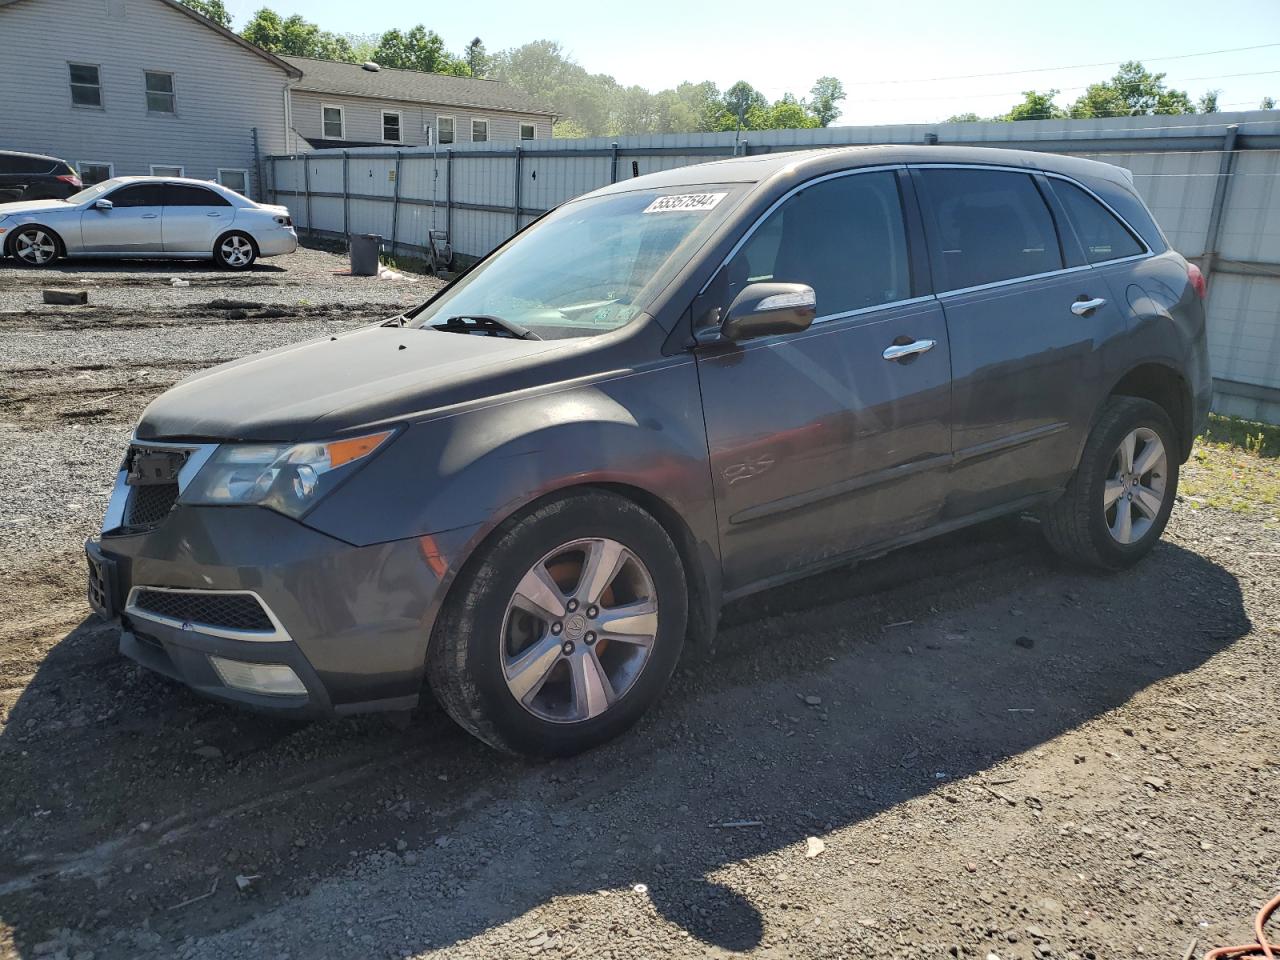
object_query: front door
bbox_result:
[694,169,952,594]
[80,182,165,253]
[161,183,234,253]
[911,165,1129,517]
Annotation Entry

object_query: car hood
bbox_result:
[135,323,568,442]
[0,199,72,218]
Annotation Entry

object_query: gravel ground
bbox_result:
[1,250,1278,960]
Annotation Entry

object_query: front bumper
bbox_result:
[88,504,475,716]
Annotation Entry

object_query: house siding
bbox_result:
[0,0,292,198]
[289,90,552,150]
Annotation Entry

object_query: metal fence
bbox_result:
[266,111,1280,423]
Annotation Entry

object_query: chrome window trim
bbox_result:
[1038,169,1153,259]
[125,585,292,644]
[811,294,936,326]
[101,438,218,533]
[932,263,1094,299]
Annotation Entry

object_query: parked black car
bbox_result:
[86,145,1210,758]
[0,150,82,202]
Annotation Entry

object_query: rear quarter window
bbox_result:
[1050,179,1146,263]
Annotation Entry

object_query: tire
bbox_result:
[427,490,688,758]
[1041,397,1179,570]
[8,225,61,267]
[214,231,257,270]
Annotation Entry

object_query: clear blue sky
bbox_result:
[224,0,1280,124]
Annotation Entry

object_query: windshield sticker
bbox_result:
[643,192,727,214]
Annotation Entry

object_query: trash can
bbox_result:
[349,233,381,276]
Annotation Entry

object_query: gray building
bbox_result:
[280,56,556,151]
[0,0,300,198]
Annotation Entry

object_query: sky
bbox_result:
[221,0,1280,125]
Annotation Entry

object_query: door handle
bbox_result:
[882,338,937,362]
[206,212,223,217]
[141,213,159,219]
[1071,297,1107,316]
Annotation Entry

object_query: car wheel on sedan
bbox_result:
[1041,396,1179,570]
[214,231,257,270]
[9,226,61,267]
[427,490,688,758]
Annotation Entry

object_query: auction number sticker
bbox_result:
[643,192,726,213]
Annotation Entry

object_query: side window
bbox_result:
[721,171,911,319]
[915,168,1062,290]
[107,184,166,207]
[165,185,231,206]
[437,116,455,144]
[1050,179,1145,264]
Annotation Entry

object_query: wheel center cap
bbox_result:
[564,613,587,641]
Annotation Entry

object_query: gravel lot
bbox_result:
[1,249,1278,960]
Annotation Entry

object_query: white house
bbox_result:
[0,0,300,198]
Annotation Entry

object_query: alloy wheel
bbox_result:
[1103,426,1168,544]
[14,228,56,265]
[501,537,659,724]
[220,235,253,267]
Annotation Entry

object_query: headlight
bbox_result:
[181,430,394,518]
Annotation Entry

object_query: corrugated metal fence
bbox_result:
[266,111,1280,423]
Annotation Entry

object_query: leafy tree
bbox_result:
[1069,61,1195,117]
[721,81,768,129]
[809,76,846,127]
[1003,89,1066,121]
[758,93,820,130]
[180,0,231,26]
[656,82,723,133]
[552,117,591,139]
[372,25,452,72]
[489,41,616,135]
[1262,96,1277,110]
[241,8,356,60]
[1198,89,1221,113]
[946,111,985,123]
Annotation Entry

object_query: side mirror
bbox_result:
[93,198,113,211]
[719,282,816,343]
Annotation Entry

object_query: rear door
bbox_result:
[162,183,234,254]
[694,168,952,594]
[80,183,165,253]
[911,165,1128,516]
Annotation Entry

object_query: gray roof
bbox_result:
[283,56,556,118]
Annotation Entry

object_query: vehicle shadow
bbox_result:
[0,519,1250,957]
[0,258,285,275]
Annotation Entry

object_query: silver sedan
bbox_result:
[0,176,298,270]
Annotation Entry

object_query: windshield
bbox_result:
[66,179,121,204]
[409,184,745,339]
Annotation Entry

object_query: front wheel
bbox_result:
[9,226,60,267]
[214,232,257,270]
[426,491,688,758]
[1041,397,1179,570]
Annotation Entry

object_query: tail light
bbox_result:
[1187,262,1207,299]
[56,173,83,187]
[274,215,293,227]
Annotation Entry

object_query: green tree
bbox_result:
[489,41,615,135]
[552,117,591,139]
[180,0,231,26]
[1262,96,1277,110]
[655,81,722,133]
[1003,89,1066,121]
[809,76,846,127]
[945,111,985,123]
[758,93,820,130]
[1070,61,1195,117]
[1198,89,1221,113]
[372,25,451,72]
[241,8,356,60]
[720,81,768,130]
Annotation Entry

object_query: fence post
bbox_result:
[269,156,278,205]
[1200,123,1239,284]
[390,151,403,259]
[342,151,349,238]
[610,142,619,184]
[301,157,311,237]
[445,149,454,244]
[251,127,262,202]
[513,145,523,232]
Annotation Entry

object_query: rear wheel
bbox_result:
[214,231,257,270]
[9,226,60,267]
[1041,397,1179,569]
[427,491,688,757]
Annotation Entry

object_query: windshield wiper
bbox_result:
[436,314,540,340]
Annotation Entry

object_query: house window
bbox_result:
[520,123,536,140]
[217,168,249,195]
[69,63,102,107]
[382,110,402,143]
[471,118,488,142]
[150,164,184,177]
[79,161,113,185]
[436,115,454,144]
[322,104,344,139]
[144,71,175,114]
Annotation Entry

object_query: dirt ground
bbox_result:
[1,250,1278,960]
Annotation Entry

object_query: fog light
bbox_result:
[210,656,306,696]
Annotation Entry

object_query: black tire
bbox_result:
[427,490,688,758]
[213,231,258,270]
[1041,397,1179,570]
[7,225,61,267]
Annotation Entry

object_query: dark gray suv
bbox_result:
[86,145,1211,757]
